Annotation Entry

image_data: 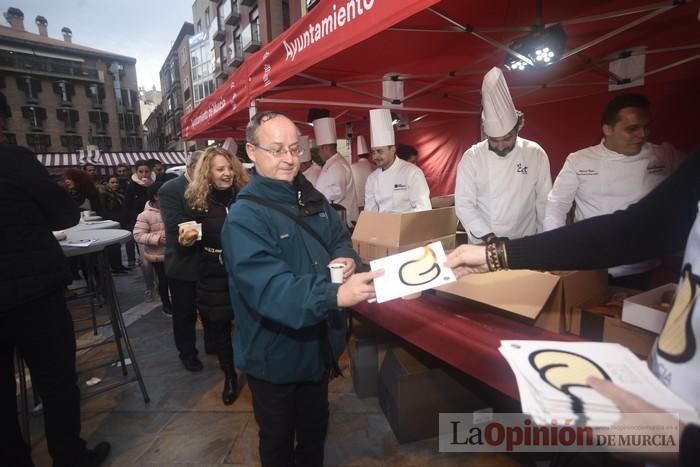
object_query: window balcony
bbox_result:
[225,43,244,67]
[224,0,240,26]
[241,23,261,53]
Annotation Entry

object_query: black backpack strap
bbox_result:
[239,194,330,255]
[239,193,343,378]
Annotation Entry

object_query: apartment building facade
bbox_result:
[0,7,142,153]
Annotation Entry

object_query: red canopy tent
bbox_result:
[181,0,700,195]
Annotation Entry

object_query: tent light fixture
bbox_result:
[504,24,566,71]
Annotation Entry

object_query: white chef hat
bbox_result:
[369,108,395,148]
[222,137,238,154]
[356,135,368,156]
[481,67,518,138]
[312,117,337,146]
[298,135,311,162]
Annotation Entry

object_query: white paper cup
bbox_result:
[328,263,345,284]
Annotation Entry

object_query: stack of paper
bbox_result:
[499,340,698,426]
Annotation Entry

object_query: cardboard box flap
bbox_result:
[352,207,457,248]
[436,270,561,320]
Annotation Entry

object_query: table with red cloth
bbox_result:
[351,293,581,400]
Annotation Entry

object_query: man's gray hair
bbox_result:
[246,111,287,145]
[186,150,203,169]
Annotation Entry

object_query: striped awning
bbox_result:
[36,150,186,168]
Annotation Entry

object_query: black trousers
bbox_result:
[201,318,233,369]
[152,262,171,308]
[106,244,125,270]
[0,289,86,466]
[167,277,198,360]
[247,374,329,467]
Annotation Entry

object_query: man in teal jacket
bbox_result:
[222,111,380,467]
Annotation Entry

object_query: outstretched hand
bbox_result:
[337,269,384,308]
[444,245,489,278]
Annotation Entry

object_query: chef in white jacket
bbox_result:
[544,93,684,287]
[313,117,359,226]
[455,67,551,244]
[364,108,431,213]
[298,135,322,185]
[350,135,374,211]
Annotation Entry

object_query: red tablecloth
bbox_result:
[352,293,581,399]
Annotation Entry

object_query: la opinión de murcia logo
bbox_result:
[283,0,376,62]
[438,413,680,453]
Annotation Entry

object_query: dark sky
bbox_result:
[2,0,194,90]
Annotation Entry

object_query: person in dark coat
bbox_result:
[182,146,249,404]
[0,91,110,466]
[159,151,204,372]
[63,168,103,216]
[102,176,128,273]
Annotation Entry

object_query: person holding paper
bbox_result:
[181,146,249,405]
[445,151,700,418]
[364,109,431,213]
[298,135,322,185]
[312,116,359,226]
[543,93,684,290]
[159,150,205,372]
[223,111,380,467]
[455,67,552,244]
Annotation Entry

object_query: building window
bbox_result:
[16,76,42,103]
[60,134,83,151]
[89,135,112,150]
[283,0,290,30]
[121,136,142,151]
[86,83,105,108]
[205,7,211,27]
[118,113,140,134]
[53,80,75,106]
[26,133,51,152]
[56,108,79,133]
[21,105,47,131]
[89,111,109,134]
[3,133,16,145]
[120,89,138,109]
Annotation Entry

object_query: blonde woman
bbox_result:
[181,146,248,405]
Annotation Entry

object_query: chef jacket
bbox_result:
[303,162,322,186]
[315,153,359,225]
[544,141,683,277]
[364,157,431,213]
[456,137,552,243]
[351,158,374,208]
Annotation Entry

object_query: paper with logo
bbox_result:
[499,340,699,426]
[370,241,456,303]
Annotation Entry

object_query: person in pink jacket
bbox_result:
[133,181,172,315]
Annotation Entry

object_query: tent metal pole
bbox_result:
[630,54,700,81]
[557,5,675,62]
[549,1,677,27]
[426,7,534,66]
[256,98,479,115]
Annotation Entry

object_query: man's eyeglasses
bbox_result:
[249,143,303,158]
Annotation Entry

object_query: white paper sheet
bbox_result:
[369,241,456,303]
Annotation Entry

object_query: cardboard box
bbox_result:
[351,207,457,263]
[436,269,608,333]
[622,283,675,334]
[378,346,489,444]
[572,305,657,358]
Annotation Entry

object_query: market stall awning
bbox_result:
[36,150,187,168]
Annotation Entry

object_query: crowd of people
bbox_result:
[1,52,699,467]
